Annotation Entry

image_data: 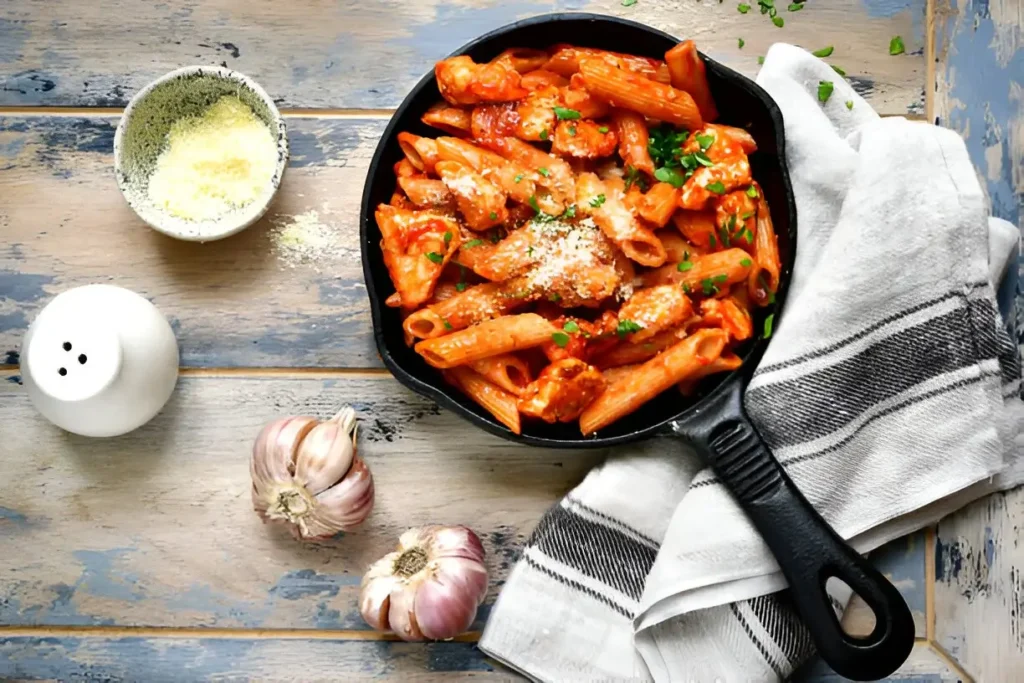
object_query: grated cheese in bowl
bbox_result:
[147,95,278,222]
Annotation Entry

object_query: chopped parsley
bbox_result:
[709,233,717,248]
[539,129,549,141]
[818,80,834,103]
[567,125,577,137]
[713,274,728,284]
[648,125,689,169]
[706,181,727,194]
[538,167,550,177]
[811,46,834,58]
[758,56,765,65]
[527,245,534,257]
[726,214,737,232]
[701,278,719,295]
[489,211,498,221]
[694,151,714,167]
[624,165,645,190]
[772,15,784,27]
[683,283,692,293]
[738,3,750,12]
[444,231,452,246]
[832,64,847,76]
[738,38,745,49]
[846,100,854,110]
[742,227,754,242]
[528,196,541,213]
[746,185,758,198]
[741,258,753,267]
[695,132,715,152]
[456,282,467,292]
[443,318,453,330]
[719,226,731,246]
[787,2,803,10]
[598,126,610,134]
[654,166,687,188]
[764,313,775,338]
[589,194,606,208]
[563,320,580,333]
[621,0,637,6]
[514,173,524,183]
[425,252,444,264]
[562,204,577,219]
[616,319,643,338]
[489,230,502,244]
[551,331,570,347]
[549,293,562,303]
[677,260,695,272]
[464,239,484,248]
[889,35,905,56]
[553,107,581,120]
[741,211,755,220]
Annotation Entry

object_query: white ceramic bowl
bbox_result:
[114,66,289,242]
[20,284,180,437]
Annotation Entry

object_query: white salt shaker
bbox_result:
[20,284,179,437]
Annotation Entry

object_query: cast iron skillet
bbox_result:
[360,13,914,681]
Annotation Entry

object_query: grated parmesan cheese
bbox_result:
[147,95,278,221]
[521,217,618,304]
[443,172,479,197]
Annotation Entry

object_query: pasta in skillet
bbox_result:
[374,40,780,435]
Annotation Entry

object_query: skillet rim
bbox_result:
[360,12,797,449]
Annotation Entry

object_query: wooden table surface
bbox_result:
[0,1,1020,681]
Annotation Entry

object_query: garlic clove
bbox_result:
[387,579,425,641]
[360,551,403,631]
[294,417,354,495]
[428,525,487,564]
[415,557,489,638]
[252,417,317,491]
[302,456,374,537]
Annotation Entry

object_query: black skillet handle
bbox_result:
[670,377,914,681]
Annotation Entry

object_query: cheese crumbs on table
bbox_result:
[377,41,781,435]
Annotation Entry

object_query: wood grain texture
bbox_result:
[794,642,968,682]
[0,0,926,114]
[0,115,385,369]
[843,531,929,638]
[934,489,1024,681]
[0,373,606,630]
[0,635,514,681]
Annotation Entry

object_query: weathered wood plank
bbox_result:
[0,635,514,681]
[934,489,1024,681]
[0,0,926,114]
[0,115,384,368]
[843,531,928,638]
[794,643,966,682]
[933,0,1023,339]
[0,373,606,630]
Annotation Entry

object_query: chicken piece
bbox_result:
[551,119,618,159]
[616,284,694,343]
[517,358,607,423]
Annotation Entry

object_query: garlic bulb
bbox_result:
[360,526,489,641]
[251,406,373,539]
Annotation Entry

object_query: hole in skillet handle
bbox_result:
[669,377,915,681]
[360,12,798,447]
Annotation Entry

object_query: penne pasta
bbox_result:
[577,172,667,267]
[545,45,671,83]
[415,313,558,368]
[580,329,728,434]
[677,351,742,396]
[641,247,754,294]
[617,284,695,342]
[398,176,454,209]
[469,353,533,396]
[664,40,719,122]
[445,366,522,434]
[403,280,527,339]
[612,109,655,175]
[578,59,702,130]
[749,183,781,306]
[422,102,473,136]
[378,39,779,434]
[638,182,681,227]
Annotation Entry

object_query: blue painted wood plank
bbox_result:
[0,636,505,681]
[0,0,927,114]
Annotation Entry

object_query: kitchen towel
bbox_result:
[479,43,1024,682]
